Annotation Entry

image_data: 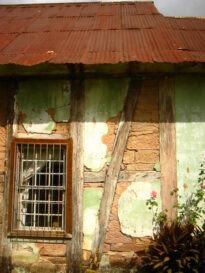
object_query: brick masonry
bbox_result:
[102,78,159,267]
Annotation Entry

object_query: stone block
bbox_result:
[127,133,159,150]
[109,254,125,267]
[134,150,159,164]
[45,256,66,264]
[123,151,135,164]
[126,163,154,171]
[105,230,132,244]
[30,261,56,273]
[38,243,66,257]
[111,243,137,252]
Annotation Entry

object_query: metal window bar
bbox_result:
[14,143,66,232]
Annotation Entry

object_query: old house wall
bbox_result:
[1,76,161,272]
[175,75,205,205]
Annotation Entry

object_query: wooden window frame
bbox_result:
[8,138,72,240]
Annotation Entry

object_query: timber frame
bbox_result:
[0,65,184,273]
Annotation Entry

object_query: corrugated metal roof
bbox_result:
[0,2,205,66]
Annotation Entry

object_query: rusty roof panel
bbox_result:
[180,30,205,51]
[169,17,205,31]
[92,16,121,30]
[121,14,171,29]
[27,17,77,32]
[0,34,17,51]
[0,2,205,66]
[0,18,35,34]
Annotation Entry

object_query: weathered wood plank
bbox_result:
[0,81,15,273]
[91,78,142,264]
[84,170,160,183]
[68,66,85,273]
[159,77,177,220]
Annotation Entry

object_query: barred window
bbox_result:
[8,139,72,239]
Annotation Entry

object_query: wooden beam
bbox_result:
[159,77,177,221]
[84,170,160,183]
[0,81,15,273]
[68,66,85,273]
[91,78,142,265]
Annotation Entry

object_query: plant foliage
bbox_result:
[138,159,205,273]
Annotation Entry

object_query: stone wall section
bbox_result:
[0,77,160,272]
[101,78,160,268]
[122,78,160,171]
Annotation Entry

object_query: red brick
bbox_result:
[106,230,133,244]
[127,163,154,171]
[38,243,66,257]
[127,133,159,150]
[134,150,159,164]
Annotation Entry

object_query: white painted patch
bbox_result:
[84,122,108,172]
[23,111,55,134]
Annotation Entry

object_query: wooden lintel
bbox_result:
[84,170,160,183]
[159,77,177,221]
[91,78,142,265]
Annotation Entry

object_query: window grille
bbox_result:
[8,139,72,239]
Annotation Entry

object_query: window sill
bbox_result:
[8,230,72,240]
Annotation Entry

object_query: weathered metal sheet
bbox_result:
[0,2,205,66]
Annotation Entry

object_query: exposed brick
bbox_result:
[109,254,125,267]
[131,122,159,132]
[123,151,135,164]
[103,244,111,253]
[126,163,154,171]
[137,102,158,111]
[111,243,132,252]
[127,133,159,150]
[108,220,121,231]
[133,109,153,122]
[105,230,133,244]
[116,183,130,196]
[102,134,115,153]
[134,150,159,164]
[38,243,66,257]
[44,256,66,264]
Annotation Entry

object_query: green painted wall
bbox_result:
[118,181,161,237]
[175,76,205,201]
[83,188,103,250]
[84,78,129,172]
[16,80,70,134]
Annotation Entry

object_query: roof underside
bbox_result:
[0,2,205,66]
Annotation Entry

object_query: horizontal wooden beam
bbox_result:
[84,170,160,183]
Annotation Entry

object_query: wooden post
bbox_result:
[91,78,142,265]
[0,81,15,273]
[159,77,177,221]
[68,65,85,273]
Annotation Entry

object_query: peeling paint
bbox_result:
[175,76,205,202]
[12,242,39,265]
[84,79,129,172]
[83,188,103,250]
[16,80,70,134]
[118,181,161,237]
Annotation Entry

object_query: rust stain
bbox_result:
[18,110,26,124]
[0,2,205,65]
[102,115,120,153]
[187,167,190,173]
[46,107,55,120]
[183,183,188,190]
